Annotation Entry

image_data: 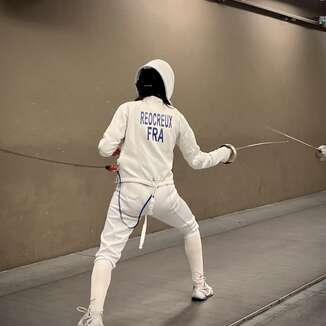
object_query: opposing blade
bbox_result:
[237,140,289,151]
[266,126,317,150]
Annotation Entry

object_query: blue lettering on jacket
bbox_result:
[140,111,172,143]
[147,127,164,143]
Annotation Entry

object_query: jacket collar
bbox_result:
[143,96,163,104]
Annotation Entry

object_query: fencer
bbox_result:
[77,59,236,326]
[316,145,326,161]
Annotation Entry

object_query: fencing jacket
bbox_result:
[98,96,230,186]
[98,59,230,187]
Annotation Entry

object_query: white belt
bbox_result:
[139,216,148,250]
[118,176,174,187]
[139,184,157,249]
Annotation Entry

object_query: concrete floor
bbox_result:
[0,196,326,326]
[243,279,326,326]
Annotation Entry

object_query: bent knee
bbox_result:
[95,253,118,270]
[180,219,199,238]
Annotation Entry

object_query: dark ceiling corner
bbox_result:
[0,0,93,29]
[207,0,326,32]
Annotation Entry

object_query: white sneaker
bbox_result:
[77,306,104,326]
[192,281,214,301]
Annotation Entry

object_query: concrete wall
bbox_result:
[0,0,325,270]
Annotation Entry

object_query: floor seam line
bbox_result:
[224,272,326,326]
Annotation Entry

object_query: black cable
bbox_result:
[0,147,104,169]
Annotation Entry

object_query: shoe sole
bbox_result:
[191,293,214,302]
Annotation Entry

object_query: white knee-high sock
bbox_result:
[184,230,204,285]
[89,259,112,313]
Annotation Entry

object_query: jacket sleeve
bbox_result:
[176,113,230,169]
[98,104,129,157]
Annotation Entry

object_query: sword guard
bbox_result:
[316,146,326,161]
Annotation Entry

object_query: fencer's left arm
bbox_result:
[176,114,232,169]
[98,104,128,157]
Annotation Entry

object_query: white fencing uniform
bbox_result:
[95,59,231,268]
[76,60,231,323]
[96,183,199,268]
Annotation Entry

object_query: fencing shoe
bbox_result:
[77,306,104,326]
[192,276,214,301]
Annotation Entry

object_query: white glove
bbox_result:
[220,144,237,164]
[316,145,326,161]
[220,147,232,163]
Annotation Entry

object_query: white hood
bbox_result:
[135,59,175,101]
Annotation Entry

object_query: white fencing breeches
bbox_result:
[95,183,199,269]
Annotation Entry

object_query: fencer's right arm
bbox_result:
[98,104,128,157]
[176,114,234,169]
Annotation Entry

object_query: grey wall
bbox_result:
[1,0,326,270]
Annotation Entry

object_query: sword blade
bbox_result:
[237,140,289,151]
[266,126,317,150]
